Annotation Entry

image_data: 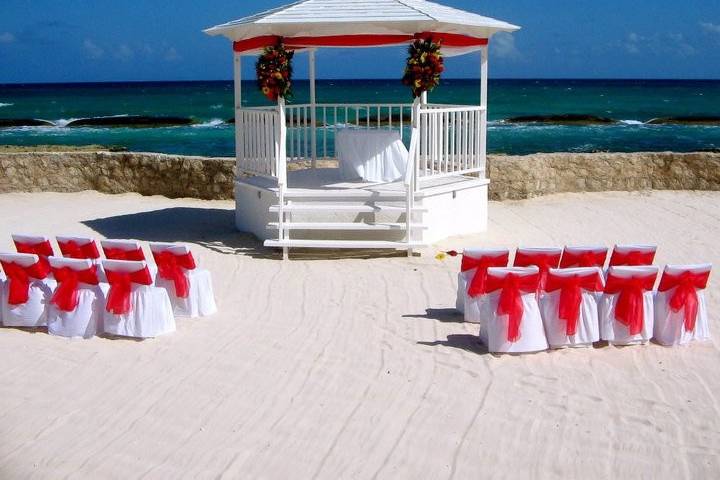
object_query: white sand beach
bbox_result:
[1,189,719,479]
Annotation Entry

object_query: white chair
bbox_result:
[12,234,55,273]
[0,253,56,328]
[540,267,604,348]
[56,236,101,261]
[455,248,509,322]
[57,236,106,282]
[101,239,157,279]
[599,266,659,345]
[654,264,712,346]
[46,257,105,339]
[102,260,175,339]
[513,247,563,296]
[149,242,217,318]
[560,246,608,269]
[478,267,548,354]
[609,244,657,267]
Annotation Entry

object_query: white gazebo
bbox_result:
[205,0,519,258]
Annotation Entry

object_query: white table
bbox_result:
[336,129,409,183]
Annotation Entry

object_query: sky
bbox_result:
[0,0,719,83]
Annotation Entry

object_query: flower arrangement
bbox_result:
[256,42,294,102]
[402,38,444,98]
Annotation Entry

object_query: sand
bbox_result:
[1,189,719,479]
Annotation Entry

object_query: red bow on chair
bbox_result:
[153,251,196,298]
[1,260,50,305]
[658,270,711,332]
[485,272,540,343]
[604,273,657,335]
[545,271,604,336]
[50,266,100,312]
[462,252,509,297]
[103,247,145,261]
[513,251,561,294]
[560,250,607,268]
[609,250,655,267]
[58,240,100,260]
[105,268,153,315]
[14,240,54,272]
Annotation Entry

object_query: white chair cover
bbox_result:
[150,242,217,318]
[456,248,510,322]
[609,244,657,267]
[0,253,56,328]
[540,267,603,348]
[479,267,548,354]
[102,260,175,339]
[513,247,563,298]
[654,264,712,346]
[57,236,106,282]
[101,239,158,279]
[599,266,658,345]
[560,246,608,269]
[46,257,105,339]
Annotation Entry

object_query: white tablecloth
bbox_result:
[336,129,408,183]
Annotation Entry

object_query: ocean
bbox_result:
[1,79,719,157]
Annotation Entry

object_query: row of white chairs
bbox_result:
[0,235,217,339]
[455,246,711,353]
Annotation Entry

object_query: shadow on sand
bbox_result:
[417,333,490,355]
[82,207,274,258]
[82,207,410,260]
[402,308,465,324]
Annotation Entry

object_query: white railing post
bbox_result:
[480,45,488,177]
[309,50,317,169]
[233,52,242,179]
[277,97,288,260]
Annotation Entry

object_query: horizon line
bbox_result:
[1,77,720,86]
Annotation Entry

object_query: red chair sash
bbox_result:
[103,247,145,261]
[1,260,50,305]
[560,250,607,268]
[545,272,604,336]
[485,273,540,343]
[50,266,100,312]
[58,240,100,260]
[461,252,509,297]
[14,240,54,272]
[152,251,196,299]
[658,270,711,332]
[609,249,655,267]
[604,273,657,335]
[105,268,153,315]
[513,251,561,293]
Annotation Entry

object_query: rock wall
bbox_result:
[1,150,719,201]
[487,152,720,200]
[0,152,235,200]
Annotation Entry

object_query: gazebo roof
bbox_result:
[204,0,520,43]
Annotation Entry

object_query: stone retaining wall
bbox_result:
[1,151,719,201]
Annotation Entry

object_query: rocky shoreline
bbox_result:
[0,149,718,201]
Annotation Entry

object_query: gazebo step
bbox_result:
[264,239,426,250]
[283,188,407,199]
[267,222,427,231]
[269,203,427,213]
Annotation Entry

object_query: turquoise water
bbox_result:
[1,79,719,156]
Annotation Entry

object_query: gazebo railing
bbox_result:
[284,103,415,161]
[236,102,487,185]
[417,104,487,180]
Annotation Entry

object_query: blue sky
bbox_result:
[0,0,719,83]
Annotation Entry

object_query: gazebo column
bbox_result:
[233,51,242,172]
[309,49,317,168]
[480,45,488,176]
